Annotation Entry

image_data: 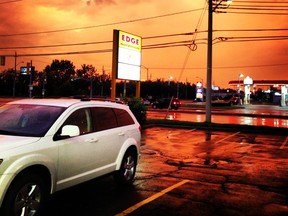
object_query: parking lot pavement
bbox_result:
[133,127,288,216]
[38,127,288,216]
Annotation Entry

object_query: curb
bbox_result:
[143,120,288,135]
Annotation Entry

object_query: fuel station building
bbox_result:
[229,78,288,106]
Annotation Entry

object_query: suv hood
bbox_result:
[0,135,40,152]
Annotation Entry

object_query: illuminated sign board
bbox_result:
[115,30,142,81]
[20,66,35,75]
[212,86,219,91]
[244,76,253,85]
[196,82,203,99]
[196,81,202,88]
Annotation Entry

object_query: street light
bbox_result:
[196,76,204,86]
[141,65,149,81]
[13,61,24,97]
[168,76,173,85]
[238,73,244,93]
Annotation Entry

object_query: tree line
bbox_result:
[0,59,197,99]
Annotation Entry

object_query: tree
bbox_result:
[43,59,76,96]
[0,69,14,95]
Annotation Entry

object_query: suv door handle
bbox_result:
[86,138,99,143]
[118,132,125,136]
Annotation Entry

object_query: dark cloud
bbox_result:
[86,0,115,6]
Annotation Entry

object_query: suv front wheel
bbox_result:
[0,172,48,216]
[114,149,137,185]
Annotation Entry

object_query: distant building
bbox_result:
[229,79,288,106]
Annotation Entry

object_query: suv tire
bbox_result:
[114,150,137,185]
[0,172,48,216]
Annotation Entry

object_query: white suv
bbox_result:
[0,98,141,216]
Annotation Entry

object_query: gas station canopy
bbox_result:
[229,80,288,86]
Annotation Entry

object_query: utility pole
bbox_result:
[13,52,17,97]
[206,0,232,124]
[13,52,23,97]
[28,60,33,98]
[206,0,213,124]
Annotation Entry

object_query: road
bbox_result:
[147,103,288,128]
[147,110,288,128]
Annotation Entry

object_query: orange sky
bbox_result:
[0,0,287,88]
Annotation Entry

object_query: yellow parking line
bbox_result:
[280,136,288,149]
[167,128,196,138]
[115,179,190,216]
[215,131,241,144]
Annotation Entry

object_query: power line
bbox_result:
[232,1,288,4]
[1,33,287,56]
[0,40,112,50]
[214,28,288,32]
[228,6,288,11]
[0,32,195,50]
[231,4,288,8]
[215,0,288,14]
[0,8,204,37]
[214,35,288,44]
[3,49,112,58]
[149,63,288,70]
[225,11,288,15]
[177,0,208,82]
[2,28,287,50]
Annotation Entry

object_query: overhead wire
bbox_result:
[0,32,195,50]
[226,11,288,15]
[0,8,205,37]
[0,1,287,75]
[177,0,208,82]
[1,28,287,50]
[214,35,288,44]
[232,0,288,4]
[149,62,288,70]
[217,0,288,14]
[1,29,287,56]
[230,4,288,8]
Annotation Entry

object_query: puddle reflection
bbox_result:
[147,111,288,128]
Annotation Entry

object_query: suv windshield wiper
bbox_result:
[0,129,31,136]
[0,129,18,135]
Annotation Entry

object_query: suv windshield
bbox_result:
[0,104,65,137]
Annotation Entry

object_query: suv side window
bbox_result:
[114,108,134,127]
[91,107,117,132]
[63,108,92,135]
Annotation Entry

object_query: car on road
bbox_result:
[0,98,141,216]
[212,94,240,106]
[151,98,181,110]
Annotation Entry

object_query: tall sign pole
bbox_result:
[111,30,118,101]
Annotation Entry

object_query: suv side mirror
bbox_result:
[61,125,80,137]
[54,125,80,141]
